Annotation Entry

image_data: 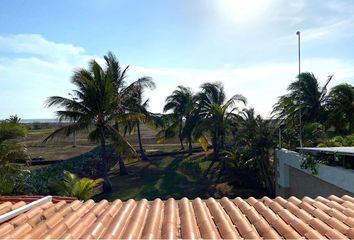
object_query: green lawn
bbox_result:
[95,152,267,201]
[21,125,267,200]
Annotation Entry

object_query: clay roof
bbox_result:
[0,195,354,239]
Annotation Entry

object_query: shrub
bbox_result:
[49,170,103,200]
[318,134,354,147]
[0,164,30,195]
[24,147,103,195]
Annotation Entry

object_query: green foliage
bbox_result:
[194,82,246,169]
[45,52,152,191]
[232,108,277,194]
[0,119,28,164]
[7,115,21,123]
[50,170,103,200]
[24,147,103,195]
[161,85,196,152]
[302,122,325,147]
[300,154,319,175]
[0,142,28,164]
[273,72,331,125]
[0,119,27,141]
[273,73,354,149]
[0,164,30,195]
[0,117,30,195]
[325,83,354,134]
[318,134,354,147]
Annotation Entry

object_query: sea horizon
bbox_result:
[20,118,59,123]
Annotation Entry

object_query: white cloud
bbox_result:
[0,34,96,119]
[0,34,353,120]
[129,58,354,117]
[0,34,84,60]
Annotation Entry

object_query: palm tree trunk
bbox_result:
[179,134,184,150]
[118,154,128,175]
[179,119,184,150]
[137,122,148,161]
[112,122,128,175]
[220,129,226,173]
[188,134,193,156]
[221,129,225,150]
[212,133,220,162]
[220,157,226,173]
[99,126,112,193]
[203,159,216,177]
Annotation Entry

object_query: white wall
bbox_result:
[276,149,354,194]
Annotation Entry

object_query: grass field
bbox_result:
[22,124,183,162]
[21,124,267,200]
[95,152,267,201]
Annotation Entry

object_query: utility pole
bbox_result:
[296,31,303,147]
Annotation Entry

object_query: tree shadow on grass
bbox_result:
[94,152,268,201]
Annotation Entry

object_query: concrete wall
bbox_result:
[276,149,354,198]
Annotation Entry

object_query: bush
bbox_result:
[49,170,103,200]
[318,134,354,147]
[0,164,30,195]
[24,147,103,195]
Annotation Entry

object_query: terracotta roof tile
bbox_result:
[1,195,354,239]
[0,202,13,215]
[246,196,258,206]
[305,229,327,239]
[290,217,315,236]
[180,197,202,239]
[344,217,354,227]
[142,198,164,239]
[220,197,258,238]
[161,199,178,239]
[325,228,348,239]
[274,196,287,205]
[288,196,302,205]
[329,195,346,203]
[346,228,354,238]
[121,199,150,239]
[101,199,137,239]
[206,197,239,239]
[342,195,354,203]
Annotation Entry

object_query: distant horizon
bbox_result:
[19,118,59,123]
[0,118,65,123]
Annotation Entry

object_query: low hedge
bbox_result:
[24,147,104,195]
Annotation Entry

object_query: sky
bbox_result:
[0,0,353,119]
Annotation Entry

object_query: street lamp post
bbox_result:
[68,93,78,148]
[296,31,302,147]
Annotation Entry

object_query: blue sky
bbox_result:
[0,0,353,119]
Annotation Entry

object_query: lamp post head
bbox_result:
[296,31,300,35]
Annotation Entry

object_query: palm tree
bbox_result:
[103,52,156,168]
[123,77,162,160]
[7,115,21,124]
[272,73,333,149]
[45,59,134,193]
[195,82,246,173]
[237,108,276,194]
[273,73,333,125]
[163,86,196,153]
[325,83,354,133]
